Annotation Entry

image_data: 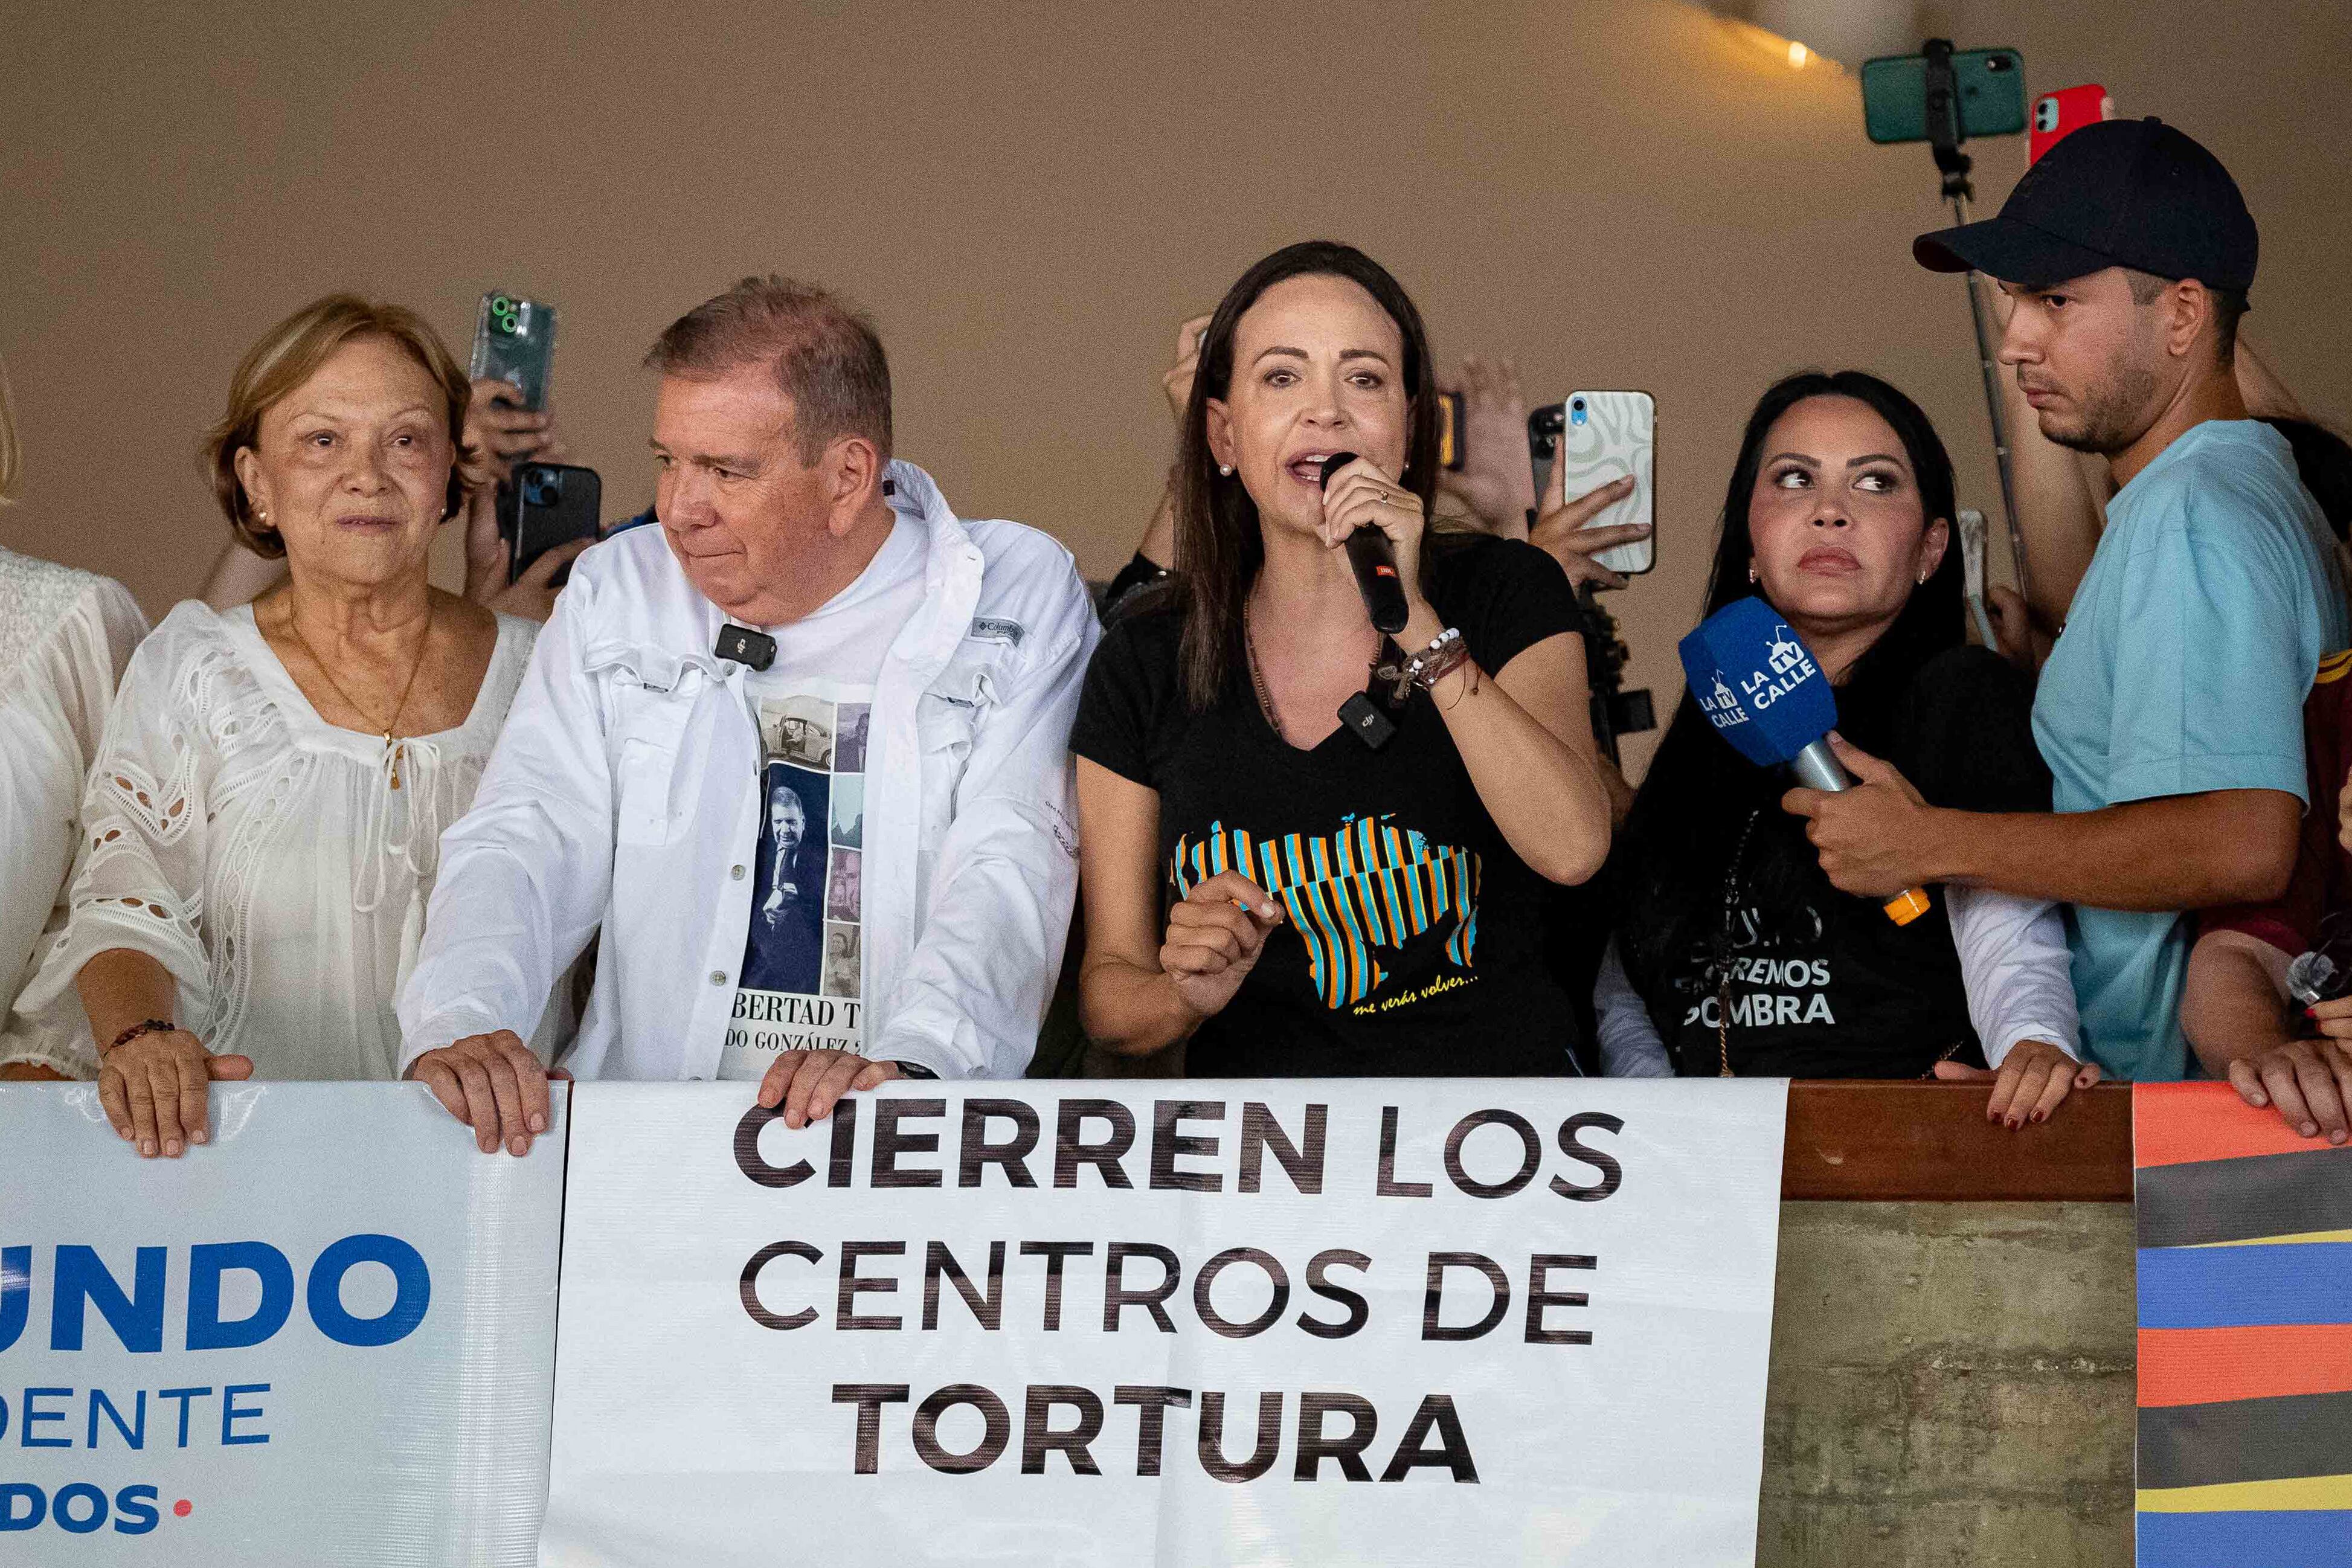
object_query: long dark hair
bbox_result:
[1615,371,1963,978]
[1172,241,1441,710]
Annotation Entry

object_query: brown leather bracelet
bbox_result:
[105,1019,179,1055]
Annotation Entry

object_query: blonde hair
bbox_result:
[202,295,481,559]
[0,354,20,506]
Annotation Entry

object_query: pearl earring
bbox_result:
[1219,464,1233,477]
[1747,562,1758,584]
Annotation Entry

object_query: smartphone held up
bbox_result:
[1542,391,1656,578]
[471,291,557,413]
[500,461,602,587]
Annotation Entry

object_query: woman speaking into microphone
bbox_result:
[1071,240,1613,1075]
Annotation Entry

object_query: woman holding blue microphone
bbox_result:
[1585,371,2098,1125]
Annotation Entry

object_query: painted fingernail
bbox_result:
[529,1113,548,1133]
[2032,1110,2047,1123]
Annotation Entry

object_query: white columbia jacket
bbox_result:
[397,463,1097,1081]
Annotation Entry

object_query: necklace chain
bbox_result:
[286,598,434,789]
[1242,608,1287,744]
[1242,602,1384,747]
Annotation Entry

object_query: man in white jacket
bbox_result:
[398,277,1097,1154]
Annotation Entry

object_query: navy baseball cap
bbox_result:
[1914,117,2257,294]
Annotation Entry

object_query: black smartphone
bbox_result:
[500,462,601,586]
[1438,390,1465,471]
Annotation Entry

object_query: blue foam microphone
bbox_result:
[1677,596,1930,926]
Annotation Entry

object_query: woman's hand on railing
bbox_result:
[98,1028,254,1157]
[1935,1038,2102,1129]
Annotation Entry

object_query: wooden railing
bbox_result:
[1781,1079,2133,1201]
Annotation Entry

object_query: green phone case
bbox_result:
[1860,48,2027,145]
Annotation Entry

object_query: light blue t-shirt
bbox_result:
[2033,420,2349,1082]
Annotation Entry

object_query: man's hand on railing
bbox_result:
[757,1047,904,1129]
[408,1030,554,1157]
[2227,1003,2352,1145]
[1934,1038,2103,1128]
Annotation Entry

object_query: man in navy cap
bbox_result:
[1782,118,2348,1089]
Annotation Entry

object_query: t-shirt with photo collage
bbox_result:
[716,519,922,1079]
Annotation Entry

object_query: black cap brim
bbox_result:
[1913,215,2121,290]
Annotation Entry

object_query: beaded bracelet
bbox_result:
[106,1019,179,1055]
[1402,627,1469,690]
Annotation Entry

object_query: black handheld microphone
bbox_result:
[1318,452,1410,635]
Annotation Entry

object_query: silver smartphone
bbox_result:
[1552,391,1655,576]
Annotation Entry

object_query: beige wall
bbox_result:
[5,0,2347,773]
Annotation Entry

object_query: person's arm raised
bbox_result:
[1130,313,1212,571]
[1433,356,1538,537]
[1322,458,1613,886]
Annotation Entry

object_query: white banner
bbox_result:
[545,1079,1788,1566]
[0,1082,564,1564]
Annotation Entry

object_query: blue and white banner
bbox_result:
[0,1083,564,1564]
[543,1080,1788,1567]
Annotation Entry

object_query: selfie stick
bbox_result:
[1922,38,2032,619]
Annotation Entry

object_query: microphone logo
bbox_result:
[1698,672,1747,726]
[1739,622,1819,711]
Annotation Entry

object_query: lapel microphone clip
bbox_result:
[716,623,777,671]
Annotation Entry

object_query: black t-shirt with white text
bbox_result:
[1618,645,2052,1078]
[1073,536,1589,1077]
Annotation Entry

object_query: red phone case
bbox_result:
[2029,84,2112,165]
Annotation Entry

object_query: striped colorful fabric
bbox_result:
[1171,815,1480,1011]
[2136,1082,2352,1566]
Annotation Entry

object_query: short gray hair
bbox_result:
[645,276,893,464]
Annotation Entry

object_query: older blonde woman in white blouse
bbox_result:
[0,356,150,1081]
[16,296,550,1157]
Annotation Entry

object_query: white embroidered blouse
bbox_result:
[0,547,149,1070]
[11,599,538,1079]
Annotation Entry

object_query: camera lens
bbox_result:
[1987,53,2012,71]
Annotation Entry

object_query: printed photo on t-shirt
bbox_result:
[722,683,872,1078]
[830,774,864,850]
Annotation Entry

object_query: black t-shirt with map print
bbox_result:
[1073,535,1590,1077]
